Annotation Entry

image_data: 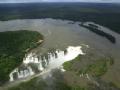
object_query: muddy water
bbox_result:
[0,19,120,54]
[0,18,120,87]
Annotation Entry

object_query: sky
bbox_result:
[0,0,120,3]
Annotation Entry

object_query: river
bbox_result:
[0,18,120,89]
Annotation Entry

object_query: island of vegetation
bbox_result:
[62,55,119,90]
[63,55,114,77]
[0,30,43,85]
[80,23,116,44]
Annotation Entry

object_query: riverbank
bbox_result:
[0,30,43,85]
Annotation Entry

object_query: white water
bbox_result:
[9,46,85,82]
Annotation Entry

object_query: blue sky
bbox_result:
[0,0,120,3]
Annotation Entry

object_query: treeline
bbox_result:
[0,30,43,85]
[0,3,120,34]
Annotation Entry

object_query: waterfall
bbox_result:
[9,46,85,82]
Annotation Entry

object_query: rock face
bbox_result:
[9,46,85,82]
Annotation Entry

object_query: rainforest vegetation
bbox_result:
[0,3,120,34]
[0,30,43,85]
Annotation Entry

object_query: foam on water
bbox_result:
[9,46,85,82]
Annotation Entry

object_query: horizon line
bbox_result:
[0,2,119,4]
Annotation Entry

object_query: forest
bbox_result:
[0,3,120,34]
[0,30,43,85]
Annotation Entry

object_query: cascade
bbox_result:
[9,46,85,82]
